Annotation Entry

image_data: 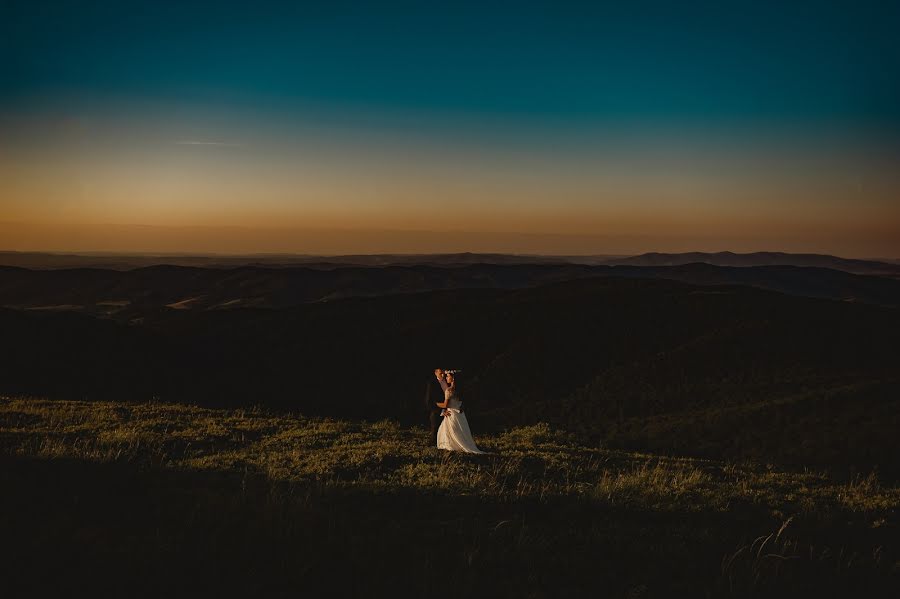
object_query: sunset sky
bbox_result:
[2,1,899,257]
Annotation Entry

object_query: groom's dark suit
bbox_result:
[424,376,445,445]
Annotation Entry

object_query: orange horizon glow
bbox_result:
[2,111,899,259]
[1,219,898,259]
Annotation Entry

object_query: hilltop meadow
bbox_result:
[1,396,897,598]
[2,268,899,597]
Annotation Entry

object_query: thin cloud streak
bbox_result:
[174,140,244,147]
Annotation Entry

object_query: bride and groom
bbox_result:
[428,368,485,454]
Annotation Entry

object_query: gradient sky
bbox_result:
[2,1,899,256]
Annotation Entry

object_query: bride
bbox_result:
[434,369,485,453]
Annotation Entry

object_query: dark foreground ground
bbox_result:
[1,398,897,598]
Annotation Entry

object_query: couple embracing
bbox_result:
[426,368,485,454]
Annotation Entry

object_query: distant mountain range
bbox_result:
[1,260,899,317]
[2,250,898,275]
[603,251,900,276]
[0,250,589,270]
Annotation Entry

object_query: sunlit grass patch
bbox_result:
[1,395,897,518]
[1,394,898,597]
[592,460,713,507]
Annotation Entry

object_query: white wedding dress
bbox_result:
[436,388,485,453]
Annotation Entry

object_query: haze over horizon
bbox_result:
[1,221,899,260]
[3,1,899,257]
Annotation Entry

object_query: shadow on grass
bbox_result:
[1,454,895,598]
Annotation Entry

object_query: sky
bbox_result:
[1,1,899,257]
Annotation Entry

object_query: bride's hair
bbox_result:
[446,372,458,391]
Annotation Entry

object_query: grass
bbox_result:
[1,396,897,597]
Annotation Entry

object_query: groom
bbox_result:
[424,368,447,445]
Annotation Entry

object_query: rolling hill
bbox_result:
[2,275,897,475]
[2,249,898,274]
[606,251,900,276]
[2,261,900,318]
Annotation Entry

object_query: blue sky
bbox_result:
[4,1,898,129]
[2,1,899,256]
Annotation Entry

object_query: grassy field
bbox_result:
[1,396,897,597]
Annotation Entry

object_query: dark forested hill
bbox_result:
[607,251,900,276]
[2,275,897,474]
[2,261,900,315]
[3,249,898,274]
